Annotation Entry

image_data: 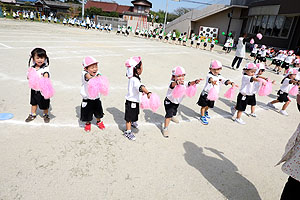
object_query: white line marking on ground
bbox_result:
[0,43,12,48]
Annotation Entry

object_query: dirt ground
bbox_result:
[0,19,299,200]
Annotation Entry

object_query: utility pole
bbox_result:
[82,0,85,19]
[163,0,169,33]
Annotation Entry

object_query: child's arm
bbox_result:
[224,80,238,88]
[139,86,152,98]
[188,78,204,86]
[208,77,217,85]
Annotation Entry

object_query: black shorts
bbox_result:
[191,41,194,45]
[277,90,290,102]
[204,43,207,47]
[271,59,277,64]
[211,44,215,48]
[124,100,139,122]
[159,36,163,39]
[135,32,139,35]
[260,56,266,62]
[80,98,104,122]
[30,89,50,110]
[153,35,156,38]
[178,38,182,41]
[281,62,290,70]
[197,92,215,108]
[256,54,261,60]
[197,42,200,46]
[235,93,256,111]
[172,37,176,41]
[250,52,256,57]
[164,98,179,118]
[165,36,169,40]
[276,60,282,66]
[117,31,120,33]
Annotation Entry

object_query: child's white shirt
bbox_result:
[239,75,256,95]
[251,47,258,54]
[125,77,142,103]
[284,55,295,64]
[280,78,294,93]
[80,70,101,100]
[261,49,267,57]
[166,81,189,104]
[279,54,287,61]
[172,32,176,37]
[202,72,228,94]
[211,40,215,44]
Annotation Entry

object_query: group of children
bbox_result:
[26,48,300,141]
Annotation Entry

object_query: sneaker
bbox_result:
[204,111,211,119]
[131,121,139,129]
[235,118,246,125]
[276,71,280,75]
[162,128,169,138]
[84,123,91,132]
[231,66,235,70]
[230,106,236,116]
[124,130,136,141]
[267,102,276,109]
[43,114,50,123]
[249,113,257,117]
[200,116,208,125]
[171,116,179,123]
[25,114,36,122]
[97,121,105,130]
[279,110,288,116]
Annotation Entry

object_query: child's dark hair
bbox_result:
[133,61,142,79]
[28,48,49,67]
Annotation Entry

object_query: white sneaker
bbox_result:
[249,113,257,117]
[162,127,169,138]
[235,118,246,125]
[231,106,236,116]
[131,121,139,129]
[267,102,276,109]
[171,116,179,123]
[279,110,288,116]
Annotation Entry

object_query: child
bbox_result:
[177,33,183,45]
[172,31,177,44]
[231,63,261,124]
[210,39,215,52]
[165,31,171,43]
[25,48,51,123]
[203,37,208,50]
[80,56,106,132]
[196,36,201,49]
[267,68,300,116]
[250,44,258,60]
[197,60,236,125]
[182,32,187,46]
[63,18,67,25]
[116,25,121,35]
[163,66,202,137]
[259,45,267,65]
[124,56,151,141]
[281,51,296,74]
[190,33,196,48]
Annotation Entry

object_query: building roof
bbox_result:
[131,0,152,8]
[85,1,132,14]
[0,0,16,3]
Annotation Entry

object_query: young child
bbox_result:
[196,36,201,49]
[177,33,183,45]
[203,37,208,50]
[163,66,202,137]
[80,56,106,132]
[172,31,177,44]
[231,63,261,124]
[250,44,258,60]
[182,32,187,46]
[210,39,215,52]
[25,48,51,123]
[124,56,151,141]
[197,60,236,125]
[267,68,300,116]
[190,33,196,48]
[281,51,296,74]
[259,45,268,65]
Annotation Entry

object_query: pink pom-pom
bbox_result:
[98,75,109,96]
[88,77,101,99]
[258,78,267,85]
[149,93,161,112]
[289,85,299,96]
[172,84,186,98]
[39,77,54,99]
[250,38,254,44]
[28,67,40,90]
[140,94,150,109]
[207,87,218,101]
[258,80,273,96]
[256,33,263,40]
[185,84,197,98]
[224,87,236,100]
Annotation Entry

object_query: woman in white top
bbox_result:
[231,33,250,70]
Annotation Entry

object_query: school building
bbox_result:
[166,0,300,50]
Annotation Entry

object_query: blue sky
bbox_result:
[112,0,230,13]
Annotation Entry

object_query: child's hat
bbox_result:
[256,63,265,70]
[172,66,186,76]
[261,45,266,49]
[82,56,98,68]
[294,58,300,64]
[125,56,142,78]
[209,60,222,69]
[288,50,294,55]
[244,63,257,70]
[254,44,258,48]
[286,68,298,76]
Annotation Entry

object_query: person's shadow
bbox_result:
[183,142,261,200]
[106,107,125,132]
[75,105,97,127]
[143,110,164,132]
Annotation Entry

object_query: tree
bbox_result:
[173,7,191,16]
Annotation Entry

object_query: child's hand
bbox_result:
[212,80,217,85]
[147,92,152,99]
[272,80,276,84]
[232,83,238,88]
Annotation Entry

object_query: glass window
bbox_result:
[250,16,257,33]
[265,15,275,36]
[272,16,285,37]
[253,15,262,34]
[259,15,268,34]
[281,17,293,37]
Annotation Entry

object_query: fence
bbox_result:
[95,16,127,29]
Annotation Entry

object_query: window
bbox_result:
[265,15,275,36]
[253,15,262,34]
[281,17,293,37]
[137,6,145,13]
[250,16,257,33]
[272,16,285,37]
[258,15,268,34]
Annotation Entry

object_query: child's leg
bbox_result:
[200,106,206,116]
[236,110,243,119]
[282,101,290,110]
[31,105,37,115]
[270,99,279,104]
[164,117,171,128]
[126,121,131,131]
[251,105,255,114]
[43,109,48,115]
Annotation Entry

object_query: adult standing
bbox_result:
[277,93,300,200]
[231,33,250,70]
